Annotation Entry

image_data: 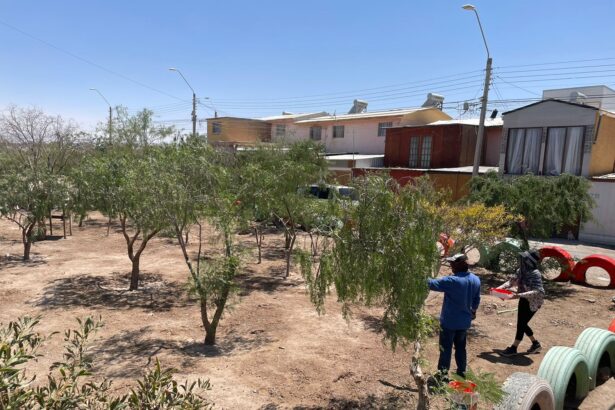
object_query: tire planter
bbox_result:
[574,327,615,389]
[494,372,555,410]
[537,346,590,410]
[570,254,615,289]
[481,239,523,271]
[609,318,615,333]
[539,246,575,282]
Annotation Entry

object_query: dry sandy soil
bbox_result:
[1,213,614,409]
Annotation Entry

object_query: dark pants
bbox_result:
[437,328,468,377]
[515,298,536,341]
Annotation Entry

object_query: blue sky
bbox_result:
[1,0,615,132]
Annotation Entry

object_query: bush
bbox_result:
[0,316,212,409]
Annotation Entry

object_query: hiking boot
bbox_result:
[500,345,518,357]
[527,341,542,354]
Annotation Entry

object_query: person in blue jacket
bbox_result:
[428,253,481,379]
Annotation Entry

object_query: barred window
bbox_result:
[333,125,345,139]
[420,136,432,168]
[310,126,322,140]
[409,136,420,167]
[275,124,286,137]
[378,122,393,137]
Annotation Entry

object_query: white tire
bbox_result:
[495,372,555,410]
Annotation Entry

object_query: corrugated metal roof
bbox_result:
[426,118,503,127]
[257,112,328,121]
[295,107,427,124]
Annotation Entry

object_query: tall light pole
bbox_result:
[169,67,197,138]
[89,88,113,142]
[463,4,492,177]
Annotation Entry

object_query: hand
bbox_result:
[510,293,520,300]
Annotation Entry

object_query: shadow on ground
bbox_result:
[0,254,47,270]
[236,267,302,296]
[260,392,415,410]
[359,313,384,334]
[35,272,191,312]
[477,350,534,366]
[92,326,274,378]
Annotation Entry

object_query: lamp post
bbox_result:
[169,68,197,138]
[463,4,492,177]
[89,88,113,142]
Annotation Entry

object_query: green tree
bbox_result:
[469,171,595,248]
[299,175,442,409]
[0,169,68,260]
[238,142,327,277]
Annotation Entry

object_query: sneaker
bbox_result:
[527,341,542,354]
[500,345,518,357]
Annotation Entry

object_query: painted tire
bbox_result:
[570,254,615,288]
[494,372,555,410]
[477,244,492,268]
[539,246,575,282]
[574,327,615,390]
[609,318,615,333]
[537,346,590,410]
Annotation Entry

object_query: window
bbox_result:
[333,125,345,139]
[212,122,222,135]
[409,136,420,167]
[378,122,393,137]
[408,136,432,168]
[310,126,322,140]
[275,124,286,137]
[544,127,584,176]
[420,136,432,168]
[505,128,542,175]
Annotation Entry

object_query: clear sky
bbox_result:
[1,0,615,132]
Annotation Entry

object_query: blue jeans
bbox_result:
[438,328,468,377]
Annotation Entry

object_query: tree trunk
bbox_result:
[23,240,32,261]
[284,232,296,278]
[129,256,140,291]
[78,213,85,228]
[411,341,430,410]
[107,216,112,236]
[254,227,263,264]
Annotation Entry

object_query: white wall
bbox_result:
[579,181,615,245]
[288,118,403,154]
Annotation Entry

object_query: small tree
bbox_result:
[299,175,442,409]
[238,142,327,277]
[469,171,595,248]
[0,169,67,260]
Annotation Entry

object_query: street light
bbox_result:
[169,67,197,138]
[463,4,492,177]
[89,88,113,142]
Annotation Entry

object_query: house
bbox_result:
[384,118,503,169]
[293,104,451,155]
[500,86,615,177]
[260,112,329,141]
[206,116,271,146]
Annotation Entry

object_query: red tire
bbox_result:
[539,246,576,282]
[571,254,615,289]
[609,318,615,333]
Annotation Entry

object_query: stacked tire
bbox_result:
[537,346,590,410]
[495,372,555,410]
[574,327,615,390]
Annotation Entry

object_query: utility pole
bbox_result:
[473,57,492,176]
[192,91,197,138]
[463,4,491,177]
[90,88,113,143]
[169,68,197,139]
[108,105,113,143]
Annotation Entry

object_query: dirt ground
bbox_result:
[1,213,614,409]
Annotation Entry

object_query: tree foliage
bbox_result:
[469,171,595,246]
[0,316,211,409]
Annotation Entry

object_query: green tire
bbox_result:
[537,346,590,410]
[574,327,615,390]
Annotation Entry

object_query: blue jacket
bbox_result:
[428,272,481,330]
